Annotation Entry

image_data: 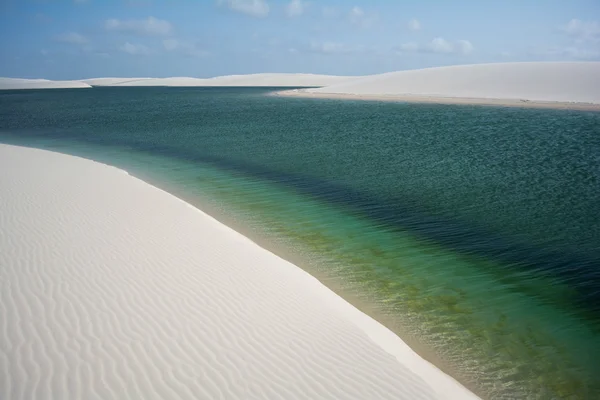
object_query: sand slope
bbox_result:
[0,144,478,400]
[0,78,91,90]
[304,62,600,104]
[81,74,354,87]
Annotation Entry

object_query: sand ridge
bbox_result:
[0,144,479,399]
[281,62,600,108]
[80,74,355,87]
[4,62,599,105]
[1,74,353,89]
[0,78,92,90]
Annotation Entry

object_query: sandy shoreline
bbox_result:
[166,183,463,385]
[272,62,600,111]
[0,144,479,399]
[274,90,600,111]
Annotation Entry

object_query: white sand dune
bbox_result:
[81,77,206,87]
[5,74,352,88]
[0,78,91,90]
[81,73,354,87]
[299,62,600,105]
[0,144,479,400]
[201,73,354,87]
[80,77,156,86]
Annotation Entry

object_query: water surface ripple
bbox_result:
[1,87,599,399]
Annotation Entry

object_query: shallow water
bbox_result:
[1,87,599,398]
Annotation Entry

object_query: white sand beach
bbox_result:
[0,78,91,90]
[278,62,600,110]
[0,144,479,399]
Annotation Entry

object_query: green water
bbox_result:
[1,87,599,399]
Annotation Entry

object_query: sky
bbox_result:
[0,0,599,79]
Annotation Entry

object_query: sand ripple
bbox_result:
[0,144,477,399]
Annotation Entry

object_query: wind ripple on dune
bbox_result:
[0,144,478,400]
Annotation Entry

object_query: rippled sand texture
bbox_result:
[0,144,478,400]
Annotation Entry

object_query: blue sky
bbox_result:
[0,0,598,79]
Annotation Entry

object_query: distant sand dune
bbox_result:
[0,144,479,399]
[79,77,156,86]
[200,73,354,87]
[5,63,599,101]
[291,62,600,107]
[0,78,91,90]
[81,74,354,87]
[2,74,353,89]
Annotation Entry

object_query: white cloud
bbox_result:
[322,6,339,18]
[217,0,269,18]
[55,32,88,45]
[105,17,172,36]
[397,38,474,55]
[561,19,600,42]
[349,6,364,19]
[398,42,419,52]
[286,0,305,17]
[457,39,474,54]
[119,42,151,55]
[408,18,420,31]
[428,37,454,53]
[348,6,377,28]
[308,41,366,54]
[163,39,208,57]
[310,41,347,54]
[162,39,179,51]
[537,46,600,60]
[561,47,599,59]
[549,19,600,59]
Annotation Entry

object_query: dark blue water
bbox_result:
[1,87,599,399]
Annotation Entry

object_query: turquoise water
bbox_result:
[1,87,599,399]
